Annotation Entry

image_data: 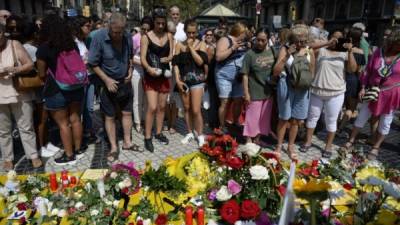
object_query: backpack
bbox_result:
[289,50,313,90]
[48,50,88,91]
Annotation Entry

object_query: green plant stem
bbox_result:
[258,154,278,187]
[310,199,317,225]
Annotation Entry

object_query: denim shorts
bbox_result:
[189,82,205,90]
[215,59,244,98]
[277,74,310,120]
[44,88,84,110]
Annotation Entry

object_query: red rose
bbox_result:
[240,200,261,219]
[104,208,111,216]
[343,183,353,190]
[19,216,26,224]
[128,223,135,225]
[311,160,319,167]
[155,214,168,225]
[16,203,27,211]
[121,210,130,218]
[137,219,144,225]
[219,199,240,224]
[226,156,244,169]
[68,207,77,214]
[121,187,129,194]
[277,185,286,197]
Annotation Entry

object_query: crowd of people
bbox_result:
[0,6,399,170]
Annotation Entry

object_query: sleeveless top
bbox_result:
[0,40,32,104]
[217,36,247,66]
[145,34,170,79]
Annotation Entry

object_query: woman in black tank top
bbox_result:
[140,6,174,152]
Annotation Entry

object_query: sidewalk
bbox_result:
[1,111,399,174]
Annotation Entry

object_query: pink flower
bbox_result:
[227,179,241,195]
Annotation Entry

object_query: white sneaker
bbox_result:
[46,142,61,153]
[198,135,206,147]
[40,146,57,158]
[181,133,194,144]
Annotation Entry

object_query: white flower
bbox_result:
[90,209,99,216]
[32,188,40,194]
[249,165,269,180]
[217,167,224,173]
[267,158,278,168]
[143,218,152,225]
[57,209,67,217]
[51,208,59,216]
[243,143,260,157]
[117,181,125,190]
[143,186,149,192]
[0,187,10,197]
[17,194,28,202]
[110,172,118,179]
[104,199,112,206]
[383,182,400,199]
[75,202,84,209]
[235,221,256,225]
[113,200,120,208]
[123,178,132,188]
[216,185,232,201]
[207,219,218,225]
[74,192,82,199]
[234,221,243,225]
[7,170,17,181]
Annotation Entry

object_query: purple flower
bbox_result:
[227,179,242,195]
[255,211,272,225]
[208,189,218,201]
[321,208,330,217]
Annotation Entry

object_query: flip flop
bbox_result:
[299,144,311,153]
[122,144,143,152]
[107,151,119,163]
[321,150,333,159]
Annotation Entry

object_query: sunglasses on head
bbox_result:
[154,8,166,15]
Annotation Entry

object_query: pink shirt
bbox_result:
[132,33,141,56]
[361,49,400,115]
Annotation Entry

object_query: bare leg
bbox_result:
[155,93,168,135]
[190,88,204,135]
[144,90,158,139]
[275,119,289,152]
[218,98,229,129]
[121,111,133,148]
[104,116,117,152]
[69,102,82,151]
[51,110,74,157]
[180,91,192,133]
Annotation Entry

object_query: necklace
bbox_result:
[378,49,400,77]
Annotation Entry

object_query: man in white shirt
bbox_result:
[169,5,186,42]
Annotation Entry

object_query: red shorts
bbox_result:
[143,77,170,93]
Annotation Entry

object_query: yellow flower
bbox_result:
[376,209,398,225]
[356,167,385,181]
[293,178,331,201]
[164,157,178,176]
[293,178,331,193]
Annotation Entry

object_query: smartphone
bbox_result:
[336,38,351,52]
[182,83,189,93]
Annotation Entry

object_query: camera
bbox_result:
[336,38,351,52]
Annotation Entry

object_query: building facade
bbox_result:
[235,0,396,45]
[0,0,49,20]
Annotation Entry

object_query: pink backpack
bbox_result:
[48,50,88,90]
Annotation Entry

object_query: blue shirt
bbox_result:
[88,28,133,80]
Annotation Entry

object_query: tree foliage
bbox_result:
[141,0,201,20]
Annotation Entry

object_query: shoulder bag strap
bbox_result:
[10,40,18,67]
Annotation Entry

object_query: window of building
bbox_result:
[31,0,37,14]
[368,0,382,17]
[335,1,348,19]
[349,0,363,18]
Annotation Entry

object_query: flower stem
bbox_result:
[310,199,317,225]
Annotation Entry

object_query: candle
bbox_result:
[61,171,69,188]
[49,173,58,192]
[197,207,204,225]
[185,206,193,225]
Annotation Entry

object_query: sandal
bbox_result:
[107,151,119,163]
[3,161,13,171]
[321,150,333,159]
[367,148,379,160]
[299,144,311,153]
[32,158,43,168]
[122,144,143,152]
